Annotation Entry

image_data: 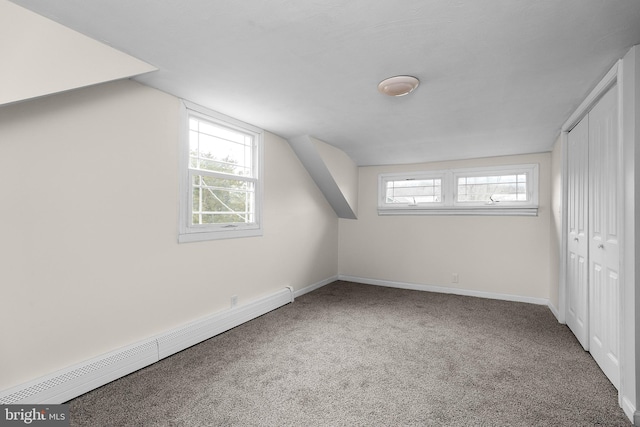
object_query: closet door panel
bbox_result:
[566,115,589,349]
[588,84,620,389]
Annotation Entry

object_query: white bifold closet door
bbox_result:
[566,84,620,389]
[587,85,620,388]
[566,114,589,350]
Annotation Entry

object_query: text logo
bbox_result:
[1,405,69,427]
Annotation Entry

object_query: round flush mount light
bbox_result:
[377,75,420,96]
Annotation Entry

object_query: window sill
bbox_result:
[377,206,538,217]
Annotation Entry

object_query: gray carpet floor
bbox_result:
[68,281,631,426]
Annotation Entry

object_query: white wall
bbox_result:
[339,152,552,300]
[0,79,339,391]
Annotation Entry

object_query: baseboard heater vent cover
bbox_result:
[0,339,158,405]
[0,286,295,405]
[156,287,293,360]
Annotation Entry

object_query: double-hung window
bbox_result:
[179,101,263,242]
[378,164,538,216]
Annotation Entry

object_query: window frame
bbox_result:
[378,171,447,211]
[378,164,539,216]
[179,100,264,243]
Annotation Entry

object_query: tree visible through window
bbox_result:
[189,117,255,225]
[179,101,263,243]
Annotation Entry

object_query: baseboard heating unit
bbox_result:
[0,286,294,405]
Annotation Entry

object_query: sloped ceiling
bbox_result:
[289,135,358,219]
[0,0,156,106]
[9,0,640,165]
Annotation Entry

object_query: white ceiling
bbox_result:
[11,0,640,166]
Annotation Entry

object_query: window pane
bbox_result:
[457,173,528,202]
[191,174,255,225]
[385,178,441,204]
[189,116,253,176]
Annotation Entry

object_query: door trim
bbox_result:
[563,62,620,132]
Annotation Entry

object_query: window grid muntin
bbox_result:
[188,117,254,177]
[189,168,256,226]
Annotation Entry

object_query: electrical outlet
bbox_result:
[452,273,459,283]
[231,295,238,308]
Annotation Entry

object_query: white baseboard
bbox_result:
[338,275,550,306]
[547,301,562,322]
[0,276,556,406]
[621,396,638,425]
[0,286,294,405]
[293,275,338,299]
[157,287,293,360]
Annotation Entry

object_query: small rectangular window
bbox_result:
[453,165,537,208]
[385,178,442,204]
[378,164,538,216]
[379,172,446,211]
[456,173,528,203]
[179,101,263,243]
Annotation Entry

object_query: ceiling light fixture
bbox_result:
[377,75,420,97]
